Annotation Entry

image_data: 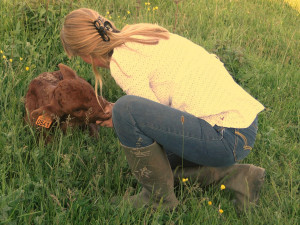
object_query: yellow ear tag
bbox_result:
[36,115,53,128]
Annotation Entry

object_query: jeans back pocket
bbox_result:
[233,122,258,161]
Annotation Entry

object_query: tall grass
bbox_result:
[0,0,299,224]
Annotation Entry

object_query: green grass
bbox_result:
[0,0,299,224]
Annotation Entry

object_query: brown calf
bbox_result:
[25,63,112,138]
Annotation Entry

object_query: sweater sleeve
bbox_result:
[110,52,160,103]
[113,70,160,103]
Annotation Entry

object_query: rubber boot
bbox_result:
[174,164,265,211]
[121,142,179,210]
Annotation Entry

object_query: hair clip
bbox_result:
[93,17,110,42]
[104,21,113,31]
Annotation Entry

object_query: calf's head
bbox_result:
[31,64,112,126]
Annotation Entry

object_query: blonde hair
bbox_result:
[60,8,170,100]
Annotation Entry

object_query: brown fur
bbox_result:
[25,63,112,138]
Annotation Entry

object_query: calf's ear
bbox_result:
[58,63,77,80]
[31,104,63,120]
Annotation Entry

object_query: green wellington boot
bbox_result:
[121,142,179,210]
[174,164,265,211]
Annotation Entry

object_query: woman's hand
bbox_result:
[96,102,114,128]
[96,117,113,128]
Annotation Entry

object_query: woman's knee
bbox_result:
[113,95,133,119]
[112,95,153,147]
[113,95,137,111]
[113,95,146,120]
[112,95,142,128]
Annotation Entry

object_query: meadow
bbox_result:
[0,0,299,224]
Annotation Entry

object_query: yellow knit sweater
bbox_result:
[110,33,264,128]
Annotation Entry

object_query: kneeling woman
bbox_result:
[60,8,266,211]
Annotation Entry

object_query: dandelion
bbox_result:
[182,178,188,183]
[25,66,29,71]
[145,2,150,6]
[219,209,224,214]
[3,55,6,59]
[127,10,131,14]
[208,201,212,206]
[285,0,300,13]
[220,184,226,190]
[0,50,3,54]
[20,57,23,61]
[9,58,12,63]
[147,7,150,11]
[106,11,110,15]
[155,6,158,10]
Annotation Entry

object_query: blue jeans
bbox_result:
[112,95,258,169]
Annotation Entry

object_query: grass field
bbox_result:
[0,0,299,224]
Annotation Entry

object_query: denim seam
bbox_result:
[142,123,222,142]
[233,129,238,162]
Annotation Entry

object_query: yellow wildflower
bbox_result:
[145,2,150,6]
[182,178,188,182]
[0,50,3,54]
[155,6,158,10]
[220,184,226,190]
[208,201,212,205]
[147,7,150,11]
[106,11,110,15]
[109,16,112,19]
[9,58,13,62]
[3,55,6,59]
[25,66,29,71]
[127,11,131,14]
[20,57,23,61]
[285,0,300,13]
[219,209,224,214]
